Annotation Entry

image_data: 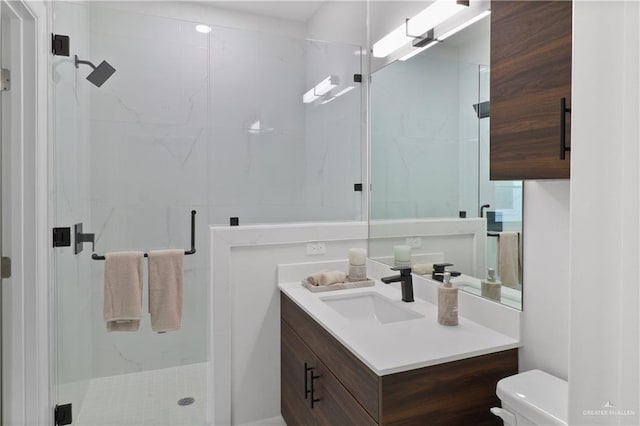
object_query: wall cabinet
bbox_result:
[490,1,572,180]
[281,293,518,425]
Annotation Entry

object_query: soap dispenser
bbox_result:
[438,272,458,326]
[481,268,502,302]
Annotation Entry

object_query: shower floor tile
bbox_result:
[76,362,207,425]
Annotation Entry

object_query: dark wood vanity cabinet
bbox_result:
[490,1,572,180]
[281,292,518,426]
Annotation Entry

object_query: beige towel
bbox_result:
[148,249,184,333]
[498,232,521,288]
[104,251,144,332]
[412,263,434,275]
[305,271,347,286]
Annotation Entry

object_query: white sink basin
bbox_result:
[320,292,423,325]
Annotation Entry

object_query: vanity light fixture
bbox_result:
[399,30,439,61]
[372,0,469,58]
[302,75,339,104]
[398,8,490,62]
[437,9,491,41]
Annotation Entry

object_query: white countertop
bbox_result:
[279,279,520,376]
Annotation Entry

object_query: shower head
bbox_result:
[74,55,116,87]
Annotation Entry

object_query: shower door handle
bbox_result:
[560,97,571,160]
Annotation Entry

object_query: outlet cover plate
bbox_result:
[406,237,422,249]
[306,242,326,256]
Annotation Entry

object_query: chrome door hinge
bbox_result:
[1,68,10,91]
[1,257,10,279]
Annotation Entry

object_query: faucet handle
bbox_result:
[390,266,412,275]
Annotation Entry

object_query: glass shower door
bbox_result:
[52,3,210,424]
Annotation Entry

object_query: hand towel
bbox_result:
[104,251,144,332]
[412,263,434,275]
[498,232,522,288]
[305,271,347,286]
[148,249,184,333]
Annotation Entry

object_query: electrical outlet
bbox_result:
[306,242,326,256]
[406,237,422,249]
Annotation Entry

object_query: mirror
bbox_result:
[368,14,523,310]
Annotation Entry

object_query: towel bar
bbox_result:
[487,232,521,238]
[91,210,196,260]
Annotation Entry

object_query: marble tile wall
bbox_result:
[87,6,210,378]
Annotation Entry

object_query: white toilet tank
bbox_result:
[491,369,568,426]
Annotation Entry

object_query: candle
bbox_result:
[393,245,411,263]
[349,248,366,266]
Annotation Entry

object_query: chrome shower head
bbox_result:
[75,55,116,87]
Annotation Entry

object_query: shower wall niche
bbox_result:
[53,2,362,424]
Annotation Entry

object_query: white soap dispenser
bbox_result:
[481,268,502,302]
[438,272,458,326]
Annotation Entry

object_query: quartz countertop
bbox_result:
[279,279,520,376]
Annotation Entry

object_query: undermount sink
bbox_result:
[320,292,423,325]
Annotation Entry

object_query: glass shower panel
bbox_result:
[53,3,210,424]
[208,28,362,225]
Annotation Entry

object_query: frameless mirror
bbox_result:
[368,14,523,310]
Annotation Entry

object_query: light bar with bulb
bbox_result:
[373,0,468,58]
[438,10,491,41]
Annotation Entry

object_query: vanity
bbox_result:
[280,277,519,425]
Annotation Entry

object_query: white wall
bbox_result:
[569,1,640,423]
[519,181,570,379]
[211,222,367,425]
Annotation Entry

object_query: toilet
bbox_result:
[491,369,568,425]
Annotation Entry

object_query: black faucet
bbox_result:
[432,263,461,282]
[381,267,414,302]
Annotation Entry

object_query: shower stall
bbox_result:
[51,2,362,424]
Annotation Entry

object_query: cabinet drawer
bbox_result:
[281,293,380,422]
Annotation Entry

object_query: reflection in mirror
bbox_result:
[368,14,523,310]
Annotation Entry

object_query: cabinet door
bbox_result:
[281,321,317,426]
[313,360,377,426]
[490,1,572,179]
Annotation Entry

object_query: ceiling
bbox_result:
[196,1,326,23]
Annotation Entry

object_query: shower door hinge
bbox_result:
[51,34,70,57]
[0,68,10,92]
[353,74,362,83]
[53,227,71,248]
[0,257,10,279]
[54,403,72,426]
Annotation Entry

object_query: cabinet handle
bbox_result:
[310,372,321,408]
[304,363,313,399]
[560,97,571,160]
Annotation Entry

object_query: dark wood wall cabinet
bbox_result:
[490,0,572,180]
[281,293,519,426]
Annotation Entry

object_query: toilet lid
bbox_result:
[496,369,568,425]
